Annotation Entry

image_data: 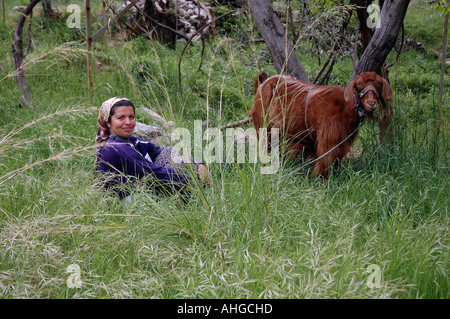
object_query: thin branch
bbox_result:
[313,40,338,84]
[129,14,152,38]
[107,4,147,38]
[23,10,34,58]
[318,56,336,85]
[133,3,189,41]
[219,118,252,131]
[91,0,139,42]
[197,37,206,72]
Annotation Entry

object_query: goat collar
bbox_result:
[353,92,366,119]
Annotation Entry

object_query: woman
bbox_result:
[95,97,210,200]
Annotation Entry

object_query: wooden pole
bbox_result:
[2,0,5,25]
[439,4,449,107]
[103,0,107,53]
[85,0,93,101]
[437,2,449,158]
[103,0,108,53]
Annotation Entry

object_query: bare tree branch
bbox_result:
[91,0,139,42]
[219,118,252,130]
[313,41,337,84]
[133,4,189,41]
[23,10,34,58]
[11,0,42,109]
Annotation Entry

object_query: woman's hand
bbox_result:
[197,164,211,187]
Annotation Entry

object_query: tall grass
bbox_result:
[0,0,448,299]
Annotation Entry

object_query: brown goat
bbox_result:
[249,72,393,179]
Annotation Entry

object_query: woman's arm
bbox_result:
[99,142,189,190]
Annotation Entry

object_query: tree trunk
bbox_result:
[352,0,410,79]
[248,0,309,82]
[11,0,42,109]
[353,0,410,144]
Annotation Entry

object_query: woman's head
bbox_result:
[97,97,136,140]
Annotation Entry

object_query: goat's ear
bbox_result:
[260,72,268,83]
[254,72,268,94]
[344,79,356,102]
[380,78,393,101]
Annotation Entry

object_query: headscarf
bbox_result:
[95,97,131,163]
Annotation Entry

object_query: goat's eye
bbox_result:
[356,83,363,90]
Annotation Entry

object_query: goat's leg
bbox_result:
[284,138,306,159]
[312,126,347,180]
[311,147,336,180]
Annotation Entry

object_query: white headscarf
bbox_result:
[97,97,131,140]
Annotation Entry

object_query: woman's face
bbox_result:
[107,106,136,139]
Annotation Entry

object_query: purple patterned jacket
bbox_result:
[96,135,189,199]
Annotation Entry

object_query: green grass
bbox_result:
[0,0,448,298]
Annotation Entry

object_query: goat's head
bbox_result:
[344,72,393,116]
